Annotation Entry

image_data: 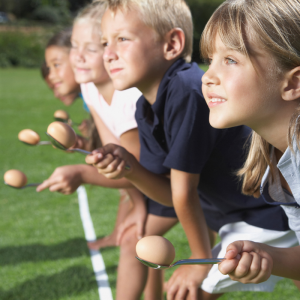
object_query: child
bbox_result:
[86,0,298,299]
[45,28,82,107]
[38,3,178,299]
[44,29,93,140]
[200,0,300,284]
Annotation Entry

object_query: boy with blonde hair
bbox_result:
[87,0,297,299]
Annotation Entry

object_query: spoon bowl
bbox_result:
[136,256,225,270]
[46,132,91,155]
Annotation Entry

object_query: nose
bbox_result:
[48,66,57,82]
[202,64,219,87]
[103,43,118,63]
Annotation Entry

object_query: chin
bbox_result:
[209,115,232,129]
[112,80,132,91]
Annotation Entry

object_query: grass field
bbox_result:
[0,68,299,300]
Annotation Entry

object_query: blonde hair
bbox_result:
[201,0,300,198]
[74,1,108,35]
[93,0,193,62]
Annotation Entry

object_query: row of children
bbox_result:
[37,0,300,299]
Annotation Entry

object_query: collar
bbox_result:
[261,145,299,207]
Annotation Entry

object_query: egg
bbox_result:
[54,110,69,121]
[18,129,40,145]
[136,236,175,266]
[47,121,76,149]
[4,169,27,188]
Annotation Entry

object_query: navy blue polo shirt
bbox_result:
[136,58,289,232]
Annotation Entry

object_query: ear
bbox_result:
[281,66,300,101]
[163,28,185,61]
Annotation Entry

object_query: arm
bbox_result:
[89,105,119,145]
[166,170,212,300]
[36,164,134,194]
[85,144,173,206]
[219,241,300,282]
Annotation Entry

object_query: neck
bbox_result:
[251,101,299,154]
[95,79,115,105]
[139,60,174,105]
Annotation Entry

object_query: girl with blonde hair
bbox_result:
[201,0,300,283]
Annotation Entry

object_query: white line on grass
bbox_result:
[77,186,113,300]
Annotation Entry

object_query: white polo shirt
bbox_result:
[80,82,142,139]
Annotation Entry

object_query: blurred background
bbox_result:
[0,0,224,68]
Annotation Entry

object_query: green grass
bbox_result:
[0,68,299,299]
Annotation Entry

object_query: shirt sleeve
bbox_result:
[80,83,93,106]
[163,75,223,174]
[114,88,142,137]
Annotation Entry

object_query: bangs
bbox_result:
[201,1,249,60]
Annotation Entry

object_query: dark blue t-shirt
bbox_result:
[136,58,289,232]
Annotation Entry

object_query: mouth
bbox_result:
[75,67,90,73]
[110,68,123,75]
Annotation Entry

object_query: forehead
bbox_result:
[46,46,69,61]
[101,8,153,36]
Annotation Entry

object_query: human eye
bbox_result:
[225,57,237,65]
[101,41,108,47]
[54,63,61,68]
[118,37,128,42]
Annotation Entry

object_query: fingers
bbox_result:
[227,251,272,284]
[218,257,240,275]
[36,178,57,192]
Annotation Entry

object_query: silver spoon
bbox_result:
[54,117,80,126]
[136,256,225,270]
[4,182,41,189]
[20,141,51,146]
[46,132,131,170]
[46,132,91,155]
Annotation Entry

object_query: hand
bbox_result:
[218,240,273,284]
[36,165,84,194]
[85,143,136,179]
[166,263,211,300]
[116,197,147,245]
[78,119,91,138]
[70,134,89,150]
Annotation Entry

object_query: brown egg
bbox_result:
[4,169,27,188]
[47,121,76,149]
[136,236,175,266]
[54,110,69,121]
[18,129,40,145]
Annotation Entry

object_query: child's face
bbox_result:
[101,8,166,92]
[202,34,283,130]
[70,21,110,85]
[45,46,79,98]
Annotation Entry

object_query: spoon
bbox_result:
[46,132,91,155]
[4,182,40,189]
[54,117,80,126]
[46,131,131,170]
[21,141,51,146]
[18,129,51,146]
[136,256,225,270]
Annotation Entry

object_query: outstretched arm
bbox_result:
[85,143,173,206]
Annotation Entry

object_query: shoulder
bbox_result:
[114,88,142,102]
[171,62,204,93]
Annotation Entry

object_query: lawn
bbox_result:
[0,68,299,299]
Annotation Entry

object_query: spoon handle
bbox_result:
[72,148,92,155]
[38,141,52,145]
[172,258,224,267]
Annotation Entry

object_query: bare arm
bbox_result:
[85,144,173,206]
[166,170,212,300]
